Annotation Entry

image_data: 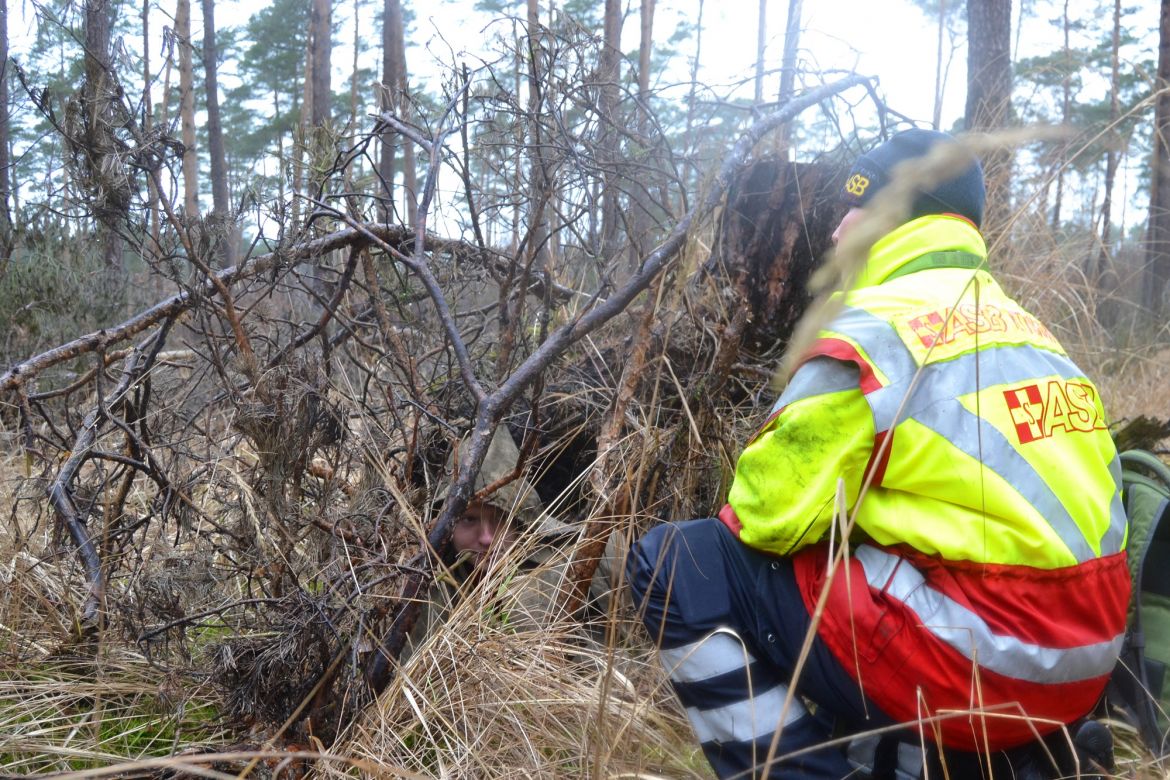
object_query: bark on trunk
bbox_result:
[83,0,123,273]
[305,0,332,202]
[684,0,704,160]
[1051,0,1071,229]
[599,0,622,259]
[142,0,159,256]
[965,0,1013,239]
[932,0,947,130]
[310,0,332,128]
[348,0,361,132]
[201,0,234,266]
[628,0,655,265]
[776,0,802,151]
[0,0,12,276]
[754,0,766,104]
[178,0,198,217]
[379,0,414,225]
[1094,0,1121,287]
[1145,0,1170,315]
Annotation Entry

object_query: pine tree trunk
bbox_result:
[776,0,801,151]
[932,0,946,129]
[965,0,1013,239]
[274,89,287,205]
[754,0,766,104]
[348,0,361,133]
[83,0,123,273]
[1145,0,1170,315]
[379,0,413,224]
[310,0,332,128]
[201,0,234,266]
[307,0,332,199]
[377,0,395,221]
[1095,0,1121,282]
[292,19,314,226]
[0,0,12,278]
[683,0,704,194]
[1053,0,1071,230]
[142,0,159,258]
[599,0,622,258]
[178,0,198,216]
[628,0,656,264]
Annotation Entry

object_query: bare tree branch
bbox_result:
[363,73,871,696]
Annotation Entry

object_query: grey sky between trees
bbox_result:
[2,0,1157,232]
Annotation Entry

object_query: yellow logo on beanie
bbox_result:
[845,173,871,197]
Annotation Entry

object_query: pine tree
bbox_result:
[202,0,233,265]
[1146,0,1170,315]
[966,0,1013,238]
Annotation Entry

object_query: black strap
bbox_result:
[885,250,985,282]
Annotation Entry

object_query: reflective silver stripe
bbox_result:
[846,734,881,773]
[912,401,1099,563]
[848,734,925,780]
[770,357,861,416]
[856,545,1124,684]
[659,631,757,684]
[904,346,1126,559]
[828,306,1124,561]
[687,683,808,744]
[1102,454,1127,555]
[826,307,1082,429]
[896,743,926,780]
[882,344,1087,425]
[829,306,918,382]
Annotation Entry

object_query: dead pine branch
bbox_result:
[46,318,174,628]
[0,223,509,394]
[360,74,870,704]
[2,49,870,761]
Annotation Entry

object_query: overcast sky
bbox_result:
[7,0,1120,140]
[5,0,1153,230]
[410,0,969,132]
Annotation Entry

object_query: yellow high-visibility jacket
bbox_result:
[719,214,1130,750]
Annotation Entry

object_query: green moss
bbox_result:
[0,667,223,772]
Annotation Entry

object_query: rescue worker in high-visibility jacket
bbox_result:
[626,129,1130,779]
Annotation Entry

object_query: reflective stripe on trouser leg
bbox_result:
[663,630,809,769]
[847,734,927,780]
[627,519,857,779]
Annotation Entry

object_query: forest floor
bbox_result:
[2,222,1170,778]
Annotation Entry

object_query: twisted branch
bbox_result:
[363,73,871,695]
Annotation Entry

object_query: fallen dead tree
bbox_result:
[0,70,870,761]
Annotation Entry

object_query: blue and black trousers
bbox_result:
[627,517,898,779]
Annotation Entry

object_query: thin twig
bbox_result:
[362,74,871,696]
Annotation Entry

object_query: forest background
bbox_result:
[0,0,1169,776]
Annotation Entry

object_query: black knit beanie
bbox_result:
[841,129,986,228]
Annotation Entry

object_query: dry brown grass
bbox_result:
[331,571,709,779]
[995,236,1170,435]
[0,434,712,777]
[0,453,228,773]
[3,130,1170,780]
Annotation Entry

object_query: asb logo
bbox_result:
[907,304,1056,350]
[844,173,870,197]
[1002,380,1106,444]
[908,310,947,348]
